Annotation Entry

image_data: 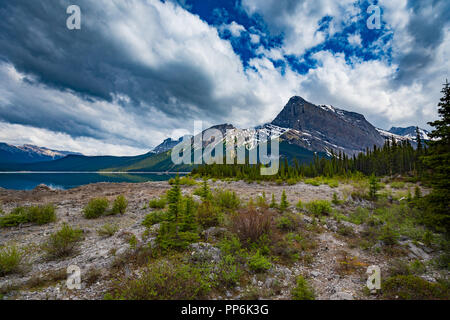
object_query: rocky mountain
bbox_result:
[388,126,430,141]
[271,96,385,155]
[152,137,182,154]
[0,143,82,164]
[0,95,424,171]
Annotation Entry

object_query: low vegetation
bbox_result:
[291,276,315,300]
[83,195,128,219]
[0,244,24,276]
[43,224,83,259]
[0,204,56,228]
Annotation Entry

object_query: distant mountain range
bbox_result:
[0,143,82,164]
[0,96,429,171]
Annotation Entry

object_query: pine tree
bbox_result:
[270,193,277,209]
[369,174,379,200]
[280,190,289,211]
[422,80,450,232]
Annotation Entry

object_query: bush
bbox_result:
[0,244,23,276]
[332,192,342,205]
[111,260,213,300]
[248,250,271,272]
[291,275,315,300]
[148,197,167,209]
[83,198,109,219]
[378,224,399,246]
[43,224,83,258]
[196,201,221,228]
[306,200,332,216]
[304,178,321,186]
[142,210,167,227]
[169,176,197,186]
[0,204,56,227]
[218,254,243,288]
[390,181,406,189]
[112,195,128,215]
[348,207,370,225]
[231,207,272,245]
[276,213,299,231]
[382,275,449,299]
[213,190,240,211]
[97,223,119,237]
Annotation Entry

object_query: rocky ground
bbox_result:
[0,180,447,300]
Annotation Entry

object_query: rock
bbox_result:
[189,243,221,264]
[405,241,430,260]
[310,271,320,277]
[115,245,129,257]
[330,292,354,300]
[264,277,276,288]
[203,227,227,241]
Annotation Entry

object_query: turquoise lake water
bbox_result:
[0,172,184,190]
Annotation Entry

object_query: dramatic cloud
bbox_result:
[0,0,448,155]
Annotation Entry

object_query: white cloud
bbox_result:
[225,21,247,37]
[249,33,260,44]
[348,33,362,47]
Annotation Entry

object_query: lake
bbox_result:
[0,172,185,190]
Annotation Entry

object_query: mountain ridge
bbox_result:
[0,96,426,171]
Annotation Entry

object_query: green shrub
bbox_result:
[196,201,221,228]
[378,224,399,246]
[276,213,299,231]
[83,198,109,219]
[337,224,354,237]
[148,197,167,209]
[306,200,332,216]
[112,195,128,215]
[291,275,315,300]
[43,224,83,258]
[0,244,23,276]
[382,275,449,300]
[0,204,56,227]
[326,179,339,188]
[348,207,370,225]
[256,192,269,208]
[169,176,197,186]
[296,199,303,209]
[218,254,243,288]
[213,190,240,211]
[390,181,406,189]
[112,260,212,300]
[193,179,212,199]
[304,178,321,186]
[142,210,167,227]
[97,223,119,237]
[332,192,342,205]
[248,250,271,272]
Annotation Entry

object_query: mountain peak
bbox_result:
[271,96,385,155]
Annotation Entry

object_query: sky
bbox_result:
[0,0,449,156]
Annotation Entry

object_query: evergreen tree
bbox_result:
[280,190,289,211]
[270,193,277,209]
[422,80,450,231]
[368,174,379,200]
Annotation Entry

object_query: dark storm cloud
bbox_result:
[0,0,239,142]
[394,0,450,85]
